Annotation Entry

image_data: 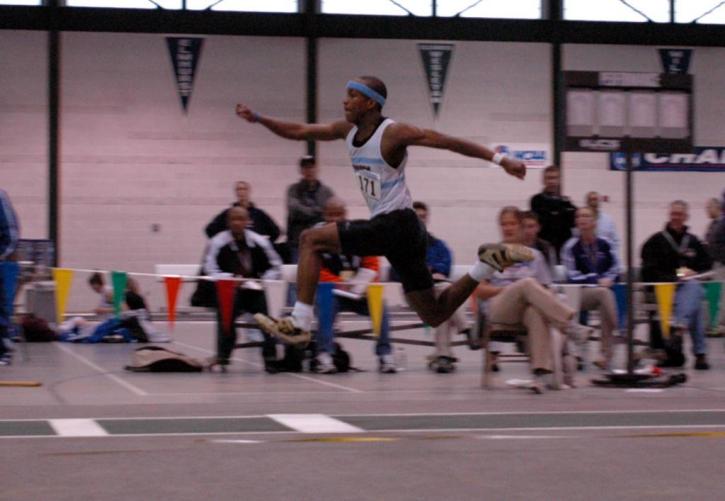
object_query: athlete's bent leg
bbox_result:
[406,275,479,328]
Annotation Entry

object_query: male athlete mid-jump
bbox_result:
[236,76,532,344]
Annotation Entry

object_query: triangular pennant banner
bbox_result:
[1,262,20,323]
[367,283,384,338]
[612,283,628,330]
[418,43,454,118]
[164,276,182,332]
[658,48,692,75]
[52,267,74,325]
[704,282,722,329]
[317,282,335,339]
[654,283,675,338]
[111,271,127,317]
[215,279,236,335]
[166,37,204,114]
[263,279,287,318]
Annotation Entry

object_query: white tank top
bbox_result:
[345,118,413,217]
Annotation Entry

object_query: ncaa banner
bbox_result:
[610,147,725,172]
[658,48,692,75]
[418,43,454,118]
[166,37,204,113]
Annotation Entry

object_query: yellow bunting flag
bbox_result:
[52,268,74,325]
[654,283,676,338]
[164,276,182,332]
[366,283,384,338]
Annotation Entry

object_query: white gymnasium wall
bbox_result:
[2,31,725,311]
[0,31,48,240]
[563,44,725,265]
[58,33,305,309]
[318,39,552,265]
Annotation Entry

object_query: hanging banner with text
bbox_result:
[166,37,204,114]
[418,43,454,119]
[659,48,692,75]
[610,147,725,172]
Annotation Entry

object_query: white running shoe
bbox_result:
[378,354,397,374]
[314,352,337,374]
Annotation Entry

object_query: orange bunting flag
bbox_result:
[52,268,74,326]
[164,276,182,332]
[654,283,675,338]
[366,283,384,338]
[215,279,236,335]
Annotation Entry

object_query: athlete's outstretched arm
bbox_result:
[388,122,526,179]
[236,103,352,141]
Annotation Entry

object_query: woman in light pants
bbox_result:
[477,207,575,393]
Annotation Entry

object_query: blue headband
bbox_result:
[346,81,386,107]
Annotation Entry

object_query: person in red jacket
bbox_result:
[315,198,396,374]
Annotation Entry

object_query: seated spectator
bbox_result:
[61,275,158,343]
[204,207,283,372]
[314,198,396,374]
[561,207,620,370]
[475,206,576,393]
[704,195,725,334]
[205,181,281,242]
[521,210,557,275]
[407,201,468,374]
[641,200,712,370]
[585,191,620,258]
[88,271,114,318]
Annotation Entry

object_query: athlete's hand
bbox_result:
[235,103,257,123]
[501,157,526,180]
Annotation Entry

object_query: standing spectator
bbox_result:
[585,191,620,258]
[204,207,283,372]
[521,210,557,274]
[314,198,396,374]
[0,189,20,366]
[561,207,620,370]
[286,156,334,262]
[641,200,712,370]
[704,195,725,334]
[530,165,577,261]
[205,181,280,242]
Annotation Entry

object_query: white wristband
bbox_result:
[492,152,506,165]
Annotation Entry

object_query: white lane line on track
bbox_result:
[267,414,365,434]
[55,343,148,396]
[174,341,364,394]
[48,419,109,437]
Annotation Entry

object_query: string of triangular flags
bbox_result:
[37,267,725,337]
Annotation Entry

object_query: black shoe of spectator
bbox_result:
[657,353,686,368]
[694,354,710,371]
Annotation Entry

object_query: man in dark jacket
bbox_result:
[205,181,280,242]
[205,207,283,371]
[530,165,577,261]
[641,200,712,370]
[285,156,335,262]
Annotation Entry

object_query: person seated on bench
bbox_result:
[404,201,468,373]
[475,206,576,393]
[561,207,620,370]
[314,197,396,374]
[204,206,283,372]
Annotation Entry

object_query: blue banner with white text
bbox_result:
[610,147,725,172]
[167,37,204,114]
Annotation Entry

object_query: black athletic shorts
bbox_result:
[337,208,433,294]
